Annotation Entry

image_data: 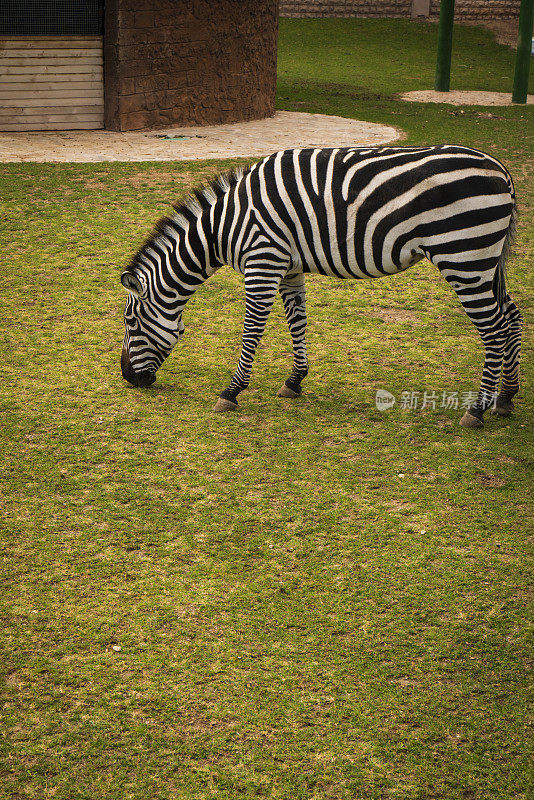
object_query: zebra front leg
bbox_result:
[277,275,308,399]
[213,267,283,412]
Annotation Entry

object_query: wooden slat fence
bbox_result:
[0,36,104,131]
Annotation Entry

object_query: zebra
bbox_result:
[120,145,522,428]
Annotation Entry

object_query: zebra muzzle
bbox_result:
[121,347,156,388]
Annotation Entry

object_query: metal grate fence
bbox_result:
[0,0,104,36]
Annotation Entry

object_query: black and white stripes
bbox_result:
[120,145,521,426]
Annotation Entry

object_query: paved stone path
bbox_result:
[0,111,400,163]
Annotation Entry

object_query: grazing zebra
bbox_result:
[120,145,522,428]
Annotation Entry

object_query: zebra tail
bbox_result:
[493,195,517,308]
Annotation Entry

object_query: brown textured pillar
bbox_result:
[103,0,279,131]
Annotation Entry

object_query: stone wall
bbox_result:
[279,0,521,20]
[104,0,279,131]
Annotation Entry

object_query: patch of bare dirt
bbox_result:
[370,307,422,323]
[459,18,519,49]
[476,472,507,488]
[117,169,202,189]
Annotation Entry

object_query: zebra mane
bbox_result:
[125,166,250,273]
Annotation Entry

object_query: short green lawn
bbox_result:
[1,18,532,800]
[277,18,534,159]
[277,17,534,96]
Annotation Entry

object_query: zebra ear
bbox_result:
[121,272,144,295]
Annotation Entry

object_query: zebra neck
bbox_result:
[163,217,218,310]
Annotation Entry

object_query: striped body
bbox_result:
[214,145,513,280]
[120,145,522,425]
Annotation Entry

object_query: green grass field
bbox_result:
[1,18,532,800]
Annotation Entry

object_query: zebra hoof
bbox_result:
[460,411,484,429]
[492,400,514,417]
[277,383,301,399]
[213,397,238,413]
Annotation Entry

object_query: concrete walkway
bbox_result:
[0,111,400,163]
[401,90,533,106]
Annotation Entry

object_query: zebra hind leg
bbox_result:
[493,293,522,417]
[277,276,309,399]
[448,280,510,429]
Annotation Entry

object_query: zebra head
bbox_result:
[120,269,184,387]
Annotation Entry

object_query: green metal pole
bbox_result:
[435,0,456,91]
[512,0,534,103]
